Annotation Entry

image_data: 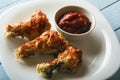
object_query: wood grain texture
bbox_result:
[101,1,120,30]
[115,29,120,41]
[87,0,117,9]
[0,65,10,80]
[0,0,31,14]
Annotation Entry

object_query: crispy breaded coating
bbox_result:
[5,10,51,40]
[36,42,82,78]
[16,30,66,59]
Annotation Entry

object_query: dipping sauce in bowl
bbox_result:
[58,12,91,34]
[55,6,95,40]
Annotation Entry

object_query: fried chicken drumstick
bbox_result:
[36,42,82,78]
[16,30,66,59]
[5,10,51,40]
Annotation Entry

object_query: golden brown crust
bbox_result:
[5,10,51,40]
[16,30,66,59]
[36,42,82,78]
[5,9,83,79]
[57,45,82,72]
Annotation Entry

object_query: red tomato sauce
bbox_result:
[58,12,91,34]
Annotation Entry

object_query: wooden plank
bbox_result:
[87,0,117,10]
[0,65,10,80]
[101,1,120,30]
[0,0,31,14]
[0,0,19,9]
[115,30,120,41]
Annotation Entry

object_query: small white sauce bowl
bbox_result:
[54,5,95,41]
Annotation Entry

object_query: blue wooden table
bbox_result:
[0,0,120,80]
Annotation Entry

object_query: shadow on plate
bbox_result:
[5,32,104,79]
[18,54,55,66]
[50,33,104,80]
[5,37,28,51]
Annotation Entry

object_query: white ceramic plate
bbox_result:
[0,0,120,80]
